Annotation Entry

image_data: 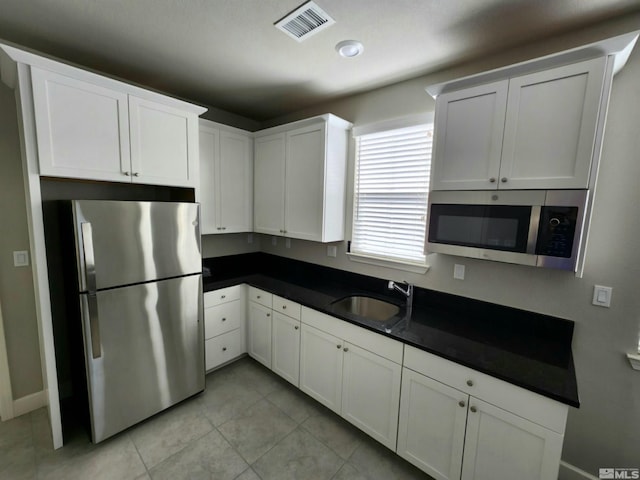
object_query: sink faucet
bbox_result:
[388,280,413,312]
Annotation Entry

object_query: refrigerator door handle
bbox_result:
[81,222,101,359]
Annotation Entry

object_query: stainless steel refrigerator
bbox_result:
[70,200,204,443]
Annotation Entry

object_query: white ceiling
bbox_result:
[1,0,639,121]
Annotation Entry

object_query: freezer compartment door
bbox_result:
[73,200,201,291]
[80,274,204,443]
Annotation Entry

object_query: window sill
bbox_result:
[627,352,640,371]
[346,252,430,274]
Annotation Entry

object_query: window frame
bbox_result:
[347,114,434,273]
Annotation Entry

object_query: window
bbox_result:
[350,122,433,268]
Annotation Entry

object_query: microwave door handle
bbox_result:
[81,222,101,359]
[527,206,541,255]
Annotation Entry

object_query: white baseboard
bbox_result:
[559,461,599,480]
[13,389,47,417]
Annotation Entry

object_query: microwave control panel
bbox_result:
[535,207,579,258]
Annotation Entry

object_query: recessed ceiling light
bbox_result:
[336,40,363,58]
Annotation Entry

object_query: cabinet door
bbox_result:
[247,302,272,369]
[341,342,401,450]
[254,133,286,235]
[271,312,300,387]
[461,398,564,480]
[500,57,607,190]
[431,81,508,191]
[219,130,253,233]
[299,324,343,414]
[285,124,326,241]
[397,368,468,480]
[31,67,131,182]
[199,124,220,234]
[129,96,198,187]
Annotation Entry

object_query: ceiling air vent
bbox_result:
[275,1,336,42]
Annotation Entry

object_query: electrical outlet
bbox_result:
[592,285,612,308]
[454,264,465,280]
[327,245,337,257]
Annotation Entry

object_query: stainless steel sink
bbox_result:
[331,296,400,322]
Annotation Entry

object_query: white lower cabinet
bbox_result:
[271,311,300,386]
[247,301,272,369]
[299,324,343,412]
[247,287,302,384]
[300,307,403,450]
[461,398,563,480]
[341,341,401,449]
[398,346,568,480]
[396,368,467,480]
[203,285,246,371]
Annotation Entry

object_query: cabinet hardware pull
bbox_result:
[222,347,227,352]
[257,295,261,299]
[501,177,508,183]
[343,347,349,352]
[458,400,466,408]
[217,227,222,230]
[294,325,299,330]
[222,227,226,230]
[267,313,270,317]
[336,345,341,349]
[466,379,474,387]
[133,172,139,177]
[470,406,477,413]
[489,177,496,183]
[221,318,226,322]
[221,295,226,299]
[123,171,130,176]
[282,305,287,309]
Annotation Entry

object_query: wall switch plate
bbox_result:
[247,233,253,244]
[13,250,29,267]
[327,245,337,257]
[454,264,465,280]
[592,285,612,307]
[271,236,277,246]
[285,238,291,249]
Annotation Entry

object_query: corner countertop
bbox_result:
[202,254,579,408]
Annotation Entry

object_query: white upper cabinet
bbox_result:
[500,58,606,190]
[254,114,351,242]
[129,96,198,187]
[431,81,508,191]
[31,68,131,182]
[27,58,205,187]
[199,120,253,235]
[430,57,608,191]
[254,133,286,236]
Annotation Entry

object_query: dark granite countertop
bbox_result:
[203,253,579,408]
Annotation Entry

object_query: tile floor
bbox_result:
[0,356,433,479]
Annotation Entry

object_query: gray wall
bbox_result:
[256,15,640,476]
[202,233,261,258]
[0,83,43,400]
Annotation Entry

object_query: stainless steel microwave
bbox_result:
[425,190,589,270]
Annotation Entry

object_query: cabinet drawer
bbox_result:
[205,329,242,370]
[403,345,568,434]
[273,295,301,320]
[204,285,242,308]
[204,301,242,339]
[248,286,272,308]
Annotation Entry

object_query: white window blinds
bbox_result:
[351,123,433,265]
